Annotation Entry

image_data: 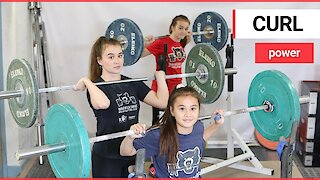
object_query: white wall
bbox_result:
[1,2,36,176]
[1,2,320,176]
[40,2,320,140]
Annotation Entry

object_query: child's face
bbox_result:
[171,20,190,40]
[170,95,200,134]
[98,44,124,74]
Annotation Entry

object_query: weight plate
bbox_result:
[248,70,300,141]
[6,59,38,128]
[105,18,144,66]
[45,104,91,178]
[192,11,229,51]
[255,129,290,151]
[255,129,277,150]
[185,43,224,104]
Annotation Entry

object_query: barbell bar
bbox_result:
[1,68,236,99]
[106,11,229,66]
[16,129,138,160]
[151,30,216,40]
[3,70,238,100]
[3,43,237,128]
[199,95,310,121]
[1,72,204,100]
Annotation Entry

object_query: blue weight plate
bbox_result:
[105,18,144,66]
[45,104,91,178]
[192,12,229,51]
[185,44,224,104]
[248,70,300,141]
[7,59,38,128]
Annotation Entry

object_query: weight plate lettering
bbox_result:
[185,44,224,104]
[248,70,300,141]
[7,59,38,128]
[192,11,229,51]
[105,18,144,66]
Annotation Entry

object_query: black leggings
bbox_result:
[91,151,134,178]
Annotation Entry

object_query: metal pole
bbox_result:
[36,123,44,164]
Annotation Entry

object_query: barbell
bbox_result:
[105,11,229,66]
[0,43,237,128]
[15,70,309,178]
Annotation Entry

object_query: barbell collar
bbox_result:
[225,68,237,75]
[299,95,310,104]
[198,96,310,121]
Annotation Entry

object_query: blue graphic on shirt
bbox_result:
[167,146,201,177]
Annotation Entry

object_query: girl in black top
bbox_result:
[74,37,169,177]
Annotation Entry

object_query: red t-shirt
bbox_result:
[147,36,186,93]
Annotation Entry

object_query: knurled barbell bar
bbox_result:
[15,70,310,178]
[105,11,229,66]
[120,30,216,45]
[1,43,237,128]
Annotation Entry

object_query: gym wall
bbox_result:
[1,2,320,177]
[40,2,320,139]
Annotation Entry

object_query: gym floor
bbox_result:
[18,145,320,178]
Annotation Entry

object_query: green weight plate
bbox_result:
[185,43,224,104]
[248,70,300,141]
[45,104,91,178]
[7,59,38,128]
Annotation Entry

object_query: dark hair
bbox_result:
[153,86,201,164]
[169,15,190,47]
[89,37,121,81]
